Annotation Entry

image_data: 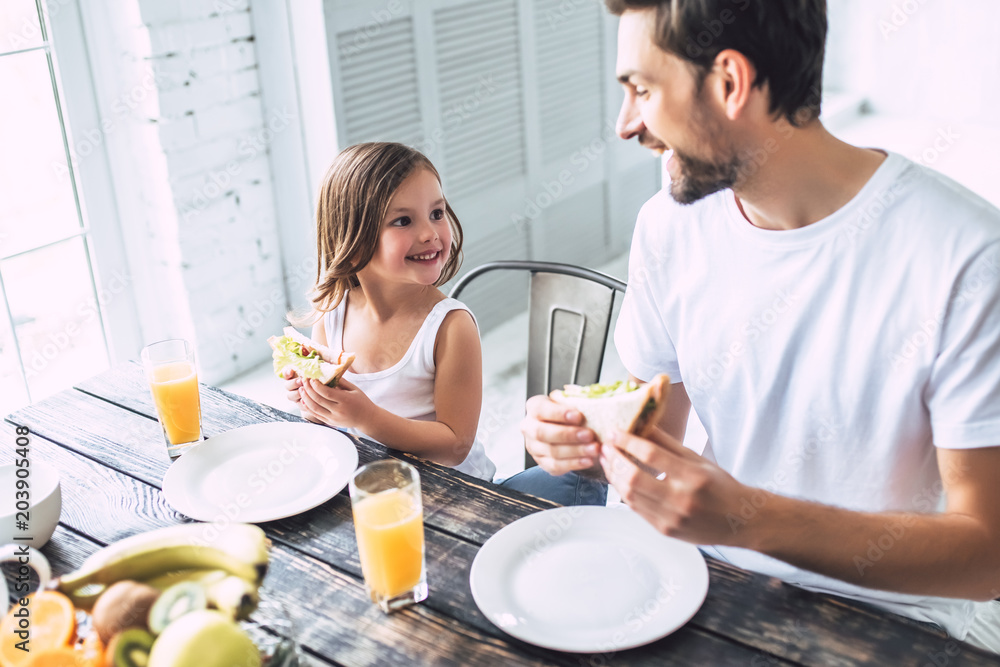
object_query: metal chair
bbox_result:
[449,260,627,468]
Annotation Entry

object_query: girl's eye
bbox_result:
[636,88,649,99]
[391,216,411,227]
[430,209,445,221]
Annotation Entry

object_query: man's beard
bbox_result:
[659,92,744,205]
[668,149,741,205]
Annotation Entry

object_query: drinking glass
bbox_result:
[141,339,203,459]
[349,460,428,613]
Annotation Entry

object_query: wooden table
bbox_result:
[5,363,999,666]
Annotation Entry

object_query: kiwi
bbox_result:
[147,581,208,635]
[105,627,155,667]
[91,580,161,643]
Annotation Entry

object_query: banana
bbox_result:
[56,523,270,610]
[73,523,270,577]
[146,570,259,620]
[144,568,230,591]
[205,575,260,620]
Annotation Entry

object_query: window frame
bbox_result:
[250,0,338,312]
[34,0,141,364]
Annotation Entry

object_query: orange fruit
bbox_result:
[77,633,103,667]
[26,647,89,666]
[0,591,77,667]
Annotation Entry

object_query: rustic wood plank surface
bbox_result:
[0,426,331,667]
[6,368,1000,666]
[0,422,563,666]
[1,416,784,666]
[4,420,571,666]
[75,362,561,541]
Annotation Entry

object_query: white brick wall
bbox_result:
[147,12,254,56]
[136,0,252,25]
[133,0,290,384]
[157,68,259,118]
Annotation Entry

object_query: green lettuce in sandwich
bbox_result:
[267,326,355,386]
[550,374,671,444]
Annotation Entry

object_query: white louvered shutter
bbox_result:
[331,13,424,147]
[435,0,527,198]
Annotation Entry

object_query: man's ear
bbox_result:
[709,48,756,121]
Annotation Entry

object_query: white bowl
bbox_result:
[0,461,61,548]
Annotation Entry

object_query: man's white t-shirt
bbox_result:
[614,151,1000,639]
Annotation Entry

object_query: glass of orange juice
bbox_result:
[349,460,427,613]
[140,339,203,460]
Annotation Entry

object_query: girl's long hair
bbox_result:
[295,142,464,326]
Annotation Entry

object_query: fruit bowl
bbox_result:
[66,590,303,666]
[1,524,303,666]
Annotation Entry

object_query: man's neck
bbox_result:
[733,122,887,231]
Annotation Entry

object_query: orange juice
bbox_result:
[149,361,202,445]
[353,487,424,599]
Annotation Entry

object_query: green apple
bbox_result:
[148,610,261,667]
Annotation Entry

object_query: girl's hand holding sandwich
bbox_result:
[298,376,377,431]
[271,327,356,411]
[282,369,305,407]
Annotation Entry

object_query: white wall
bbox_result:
[824,0,1000,209]
[827,0,1000,128]
[143,0,292,383]
[81,0,292,384]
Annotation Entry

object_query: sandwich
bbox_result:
[549,374,671,444]
[267,326,355,387]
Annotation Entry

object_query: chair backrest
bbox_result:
[449,261,627,468]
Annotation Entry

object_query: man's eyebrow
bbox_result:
[617,70,638,85]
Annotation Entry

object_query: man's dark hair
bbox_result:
[605,0,827,126]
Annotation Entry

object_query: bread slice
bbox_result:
[549,374,671,444]
[267,326,355,387]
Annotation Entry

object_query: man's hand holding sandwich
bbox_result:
[521,376,751,547]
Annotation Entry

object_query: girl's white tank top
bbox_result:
[323,293,496,481]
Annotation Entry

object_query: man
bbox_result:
[514,0,1000,652]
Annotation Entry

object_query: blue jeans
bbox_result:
[498,467,608,506]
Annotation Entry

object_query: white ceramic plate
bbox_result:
[162,422,358,523]
[470,506,709,653]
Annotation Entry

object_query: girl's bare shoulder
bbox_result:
[433,301,479,363]
[422,287,448,310]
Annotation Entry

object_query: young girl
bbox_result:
[282,142,495,481]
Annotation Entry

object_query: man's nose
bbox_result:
[616,95,645,141]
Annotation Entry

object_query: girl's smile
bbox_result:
[406,249,442,262]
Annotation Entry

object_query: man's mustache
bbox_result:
[638,131,668,152]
